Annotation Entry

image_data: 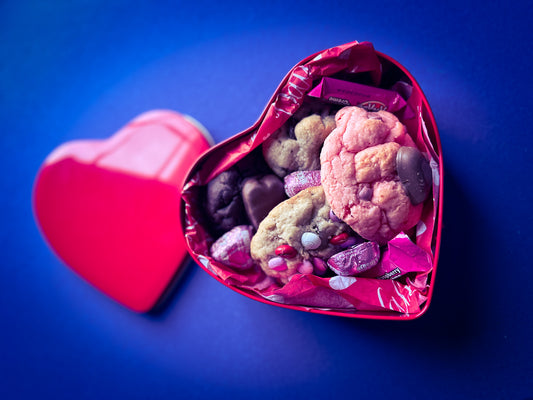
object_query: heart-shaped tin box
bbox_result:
[33,110,213,312]
[34,41,443,319]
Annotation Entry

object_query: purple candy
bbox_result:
[312,257,328,276]
[268,256,288,271]
[283,170,321,197]
[327,241,380,276]
[329,209,341,222]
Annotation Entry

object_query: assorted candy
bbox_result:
[327,242,380,276]
[283,170,321,197]
[206,78,434,297]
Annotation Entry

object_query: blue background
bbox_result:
[1,1,532,399]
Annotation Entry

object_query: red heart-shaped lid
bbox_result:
[33,110,212,312]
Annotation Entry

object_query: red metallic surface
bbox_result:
[33,110,211,312]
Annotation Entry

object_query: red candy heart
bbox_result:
[33,110,211,312]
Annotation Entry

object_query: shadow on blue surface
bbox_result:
[338,168,487,352]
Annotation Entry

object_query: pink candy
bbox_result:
[311,257,328,276]
[327,241,380,276]
[210,225,254,270]
[283,170,321,197]
[298,260,314,275]
[307,77,409,114]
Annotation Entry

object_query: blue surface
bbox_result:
[1,1,532,399]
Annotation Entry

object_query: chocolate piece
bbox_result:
[206,168,248,234]
[327,241,380,276]
[242,174,287,229]
[396,147,432,205]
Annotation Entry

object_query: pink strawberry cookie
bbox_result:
[320,107,423,244]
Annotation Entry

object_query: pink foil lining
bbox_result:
[361,233,433,279]
[210,225,254,270]
[308,77,411,116]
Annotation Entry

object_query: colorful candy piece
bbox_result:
[301,232,321,250]
[268,257,288,271]
[275,244,298,258]
[298,260,314,275]
[311,257,328,276]
[329,209,341,222]
[329,232,350,245]
[283,170,322,197]
[210,225,255,270]
[327,241,380,276]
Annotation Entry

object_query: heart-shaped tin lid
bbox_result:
[33,110,212,312]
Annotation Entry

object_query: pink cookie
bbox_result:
[320,107,422,244]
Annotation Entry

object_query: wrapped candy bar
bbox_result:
[327,242,381,276]
[307,77,411,115]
